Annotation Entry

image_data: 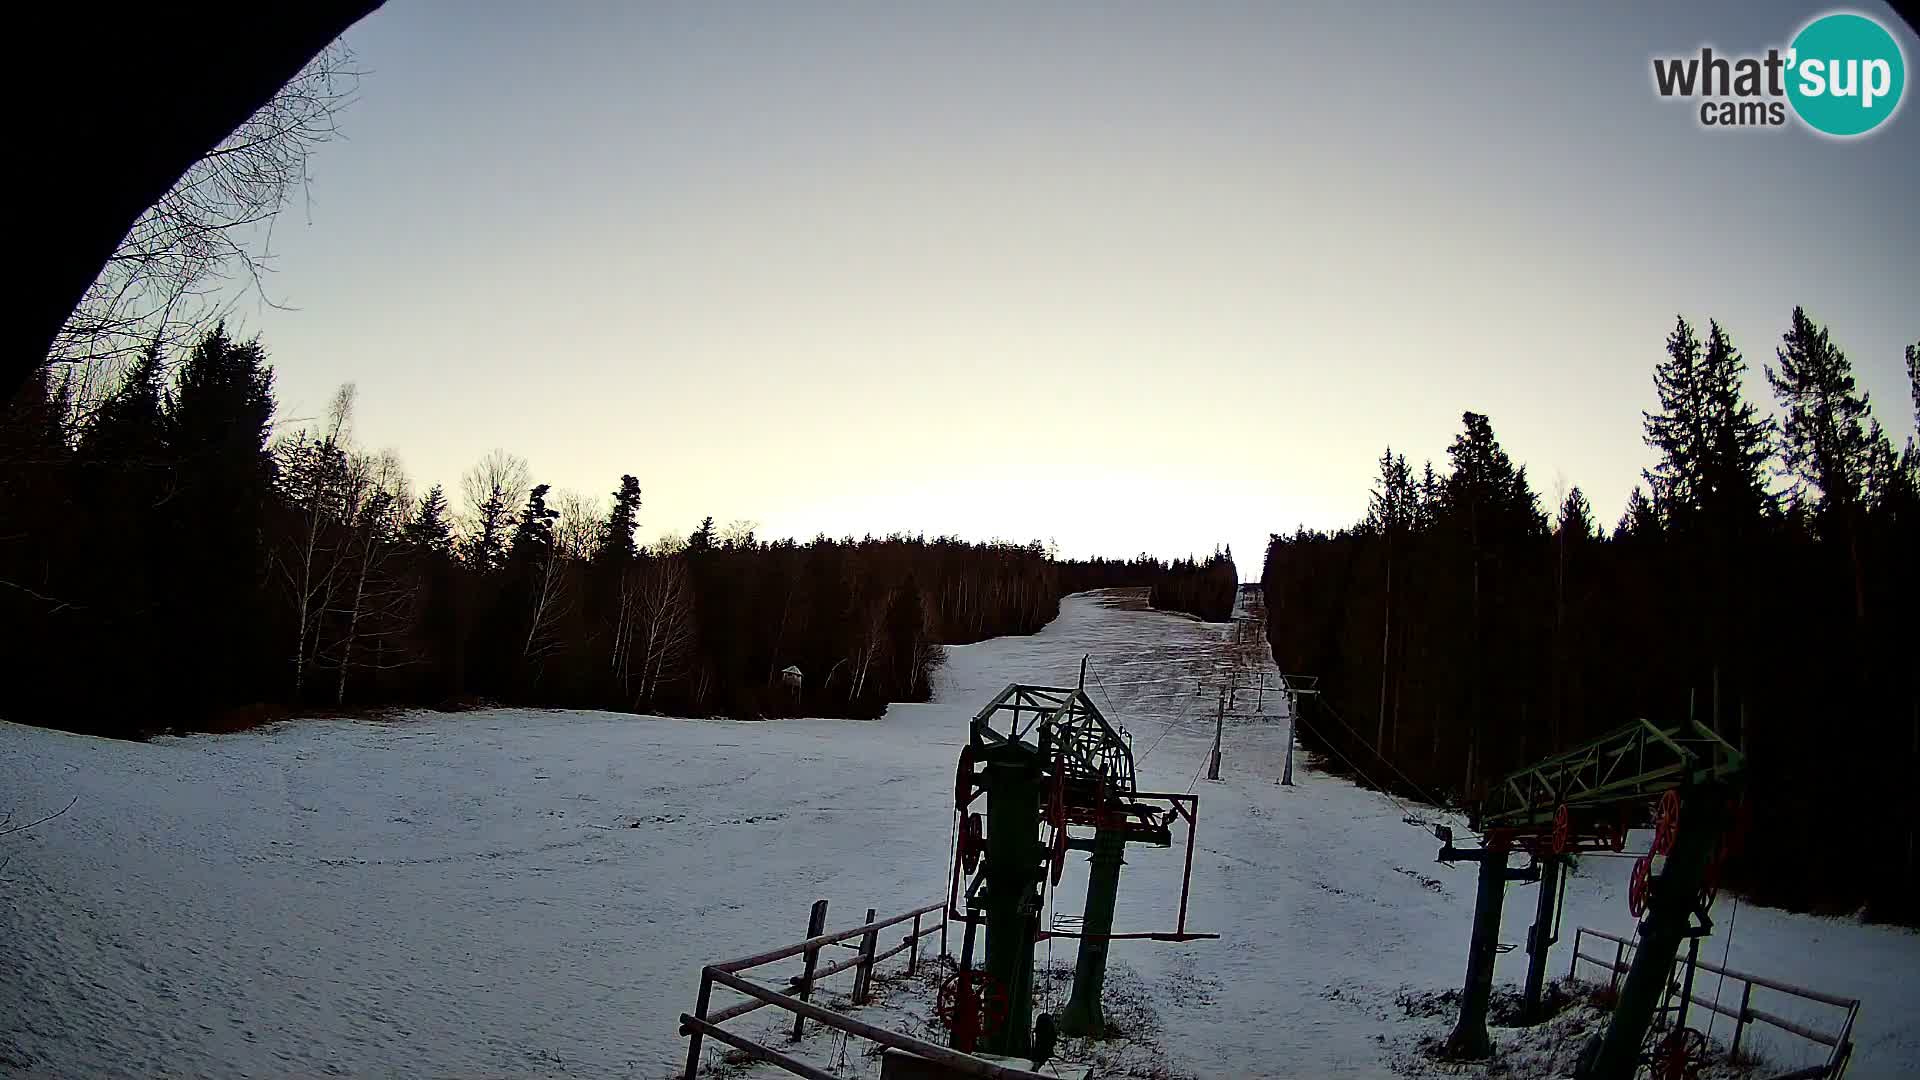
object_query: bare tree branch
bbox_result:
[0,796,78,837]
[50,44,364,425]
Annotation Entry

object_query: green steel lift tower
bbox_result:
[945,680,1211,1058]
[1433,718,1745,1079]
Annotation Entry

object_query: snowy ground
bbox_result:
[1,590,1915,1079]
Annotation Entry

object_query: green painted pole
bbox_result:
[1522,854,1562,1023]
[979,747,1042,1058]
[1580,788,1726,1080]
[1058,825,1127,1036]
[1445,835,1511,1058]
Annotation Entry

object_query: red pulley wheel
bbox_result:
[1551,804,1571,855]
[960,813,984,874]
[1653,790,1681,856]
[1628,854,1653,917]
[955,745,977,811]
[1651,1026,1708,1080]
[937,970,1011,1048]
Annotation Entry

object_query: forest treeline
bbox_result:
[0,329,1202,735]
[1148,551,1239,622]
[1058,550,1240,622]
[1262,309,1919,921]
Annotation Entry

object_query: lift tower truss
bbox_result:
[1439,718,1744,1076]
[949,680,1210,1058]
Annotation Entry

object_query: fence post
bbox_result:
[792,899,829,1041]
[1568,928,1582,980]
[1730,981,1754,1060]
[853,907,879,1005]
[940,908,949,961]
[908,911,922,976]
[1609,939,1626,997]
[682,967,713,1080]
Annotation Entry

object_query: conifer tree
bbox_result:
[1616,486,1661,540]
[1366,448,1415,748]
[1416,460,1441,532]
[404,485,454,555]
[1697,321,1776,526]
[458,449,528,575]
[1645,317,1774,531]
[598,474,643,563]
[167,324,275,471]
[1908,342,1919,429]
[81,343,168,460]
[1905,342,1919,474]
[686,515,716,554]
[160,324,277,712]
[1556,487,1597,542]
[1766,307,1874,522]
[510,484,559,558]
[1643,316,1709,516]
[1442,412,1544,539]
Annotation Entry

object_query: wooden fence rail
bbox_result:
[1568,926,1859,1080]
[680,898,1048,1080]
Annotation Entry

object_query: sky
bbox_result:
[234,1,1920,576]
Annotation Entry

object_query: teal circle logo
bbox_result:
[1787,12,1906,136]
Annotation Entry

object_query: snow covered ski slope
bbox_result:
[1,591,1914,1078]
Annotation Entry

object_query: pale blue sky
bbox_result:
[237,2,1920,573]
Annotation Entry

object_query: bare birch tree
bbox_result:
[610,561,640,693]
[520,540,571,673]
[273,384,354,698]
[848,592,890,702]
[552,489,606,562]
[329,449,414,704]
[633,555,696,709]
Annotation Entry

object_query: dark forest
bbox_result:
[0,331,1231,736]
[1263,310,1919,922]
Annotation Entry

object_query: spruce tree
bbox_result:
[1696,320,1777,526]
[686,515,716,553]
[1416,460,1441,532]
[1908,342,1919,429]
[1439,411,1543,791]
[404,485,454,555]
[1643,316,1708,515]
[160,324,277,714]
[1617,486,1662,540]
[510,484,559,558]
[168,324,275,470]
[1365,448,1415,749]
[1442,412,1544,538]
[82,343,168,460]
[463,489,511,572]
[0,366,66,465]
[1766,307,1874,522]
[1556,487,1597,542]
[1643,316,1774,533]
[1365,449,1416,536]
[1903,342,1920,491]
[598,474,642,563]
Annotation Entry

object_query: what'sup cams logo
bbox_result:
[1652,10,1906,136]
